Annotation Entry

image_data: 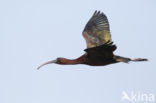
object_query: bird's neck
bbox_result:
[59,54,87,65]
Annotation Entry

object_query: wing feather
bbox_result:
[83,10,112,48]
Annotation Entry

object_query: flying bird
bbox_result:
[37,11,147,69]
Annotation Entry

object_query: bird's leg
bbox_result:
[131,58,148,61]
[114,55,131,63]
[114,55,148,63]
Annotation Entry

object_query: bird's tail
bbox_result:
[114,55,148,63]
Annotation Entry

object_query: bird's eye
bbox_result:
[56,58,61,64]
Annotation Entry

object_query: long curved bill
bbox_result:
[37,59,57,70]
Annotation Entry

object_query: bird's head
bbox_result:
[37,57,63,70]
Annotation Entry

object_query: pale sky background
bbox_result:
[0,0,156,103]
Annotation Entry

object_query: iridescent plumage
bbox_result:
[83,10,112,48]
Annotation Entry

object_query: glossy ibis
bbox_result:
[37,11,147,69]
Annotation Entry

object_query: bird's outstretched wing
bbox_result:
[83,10,112,48]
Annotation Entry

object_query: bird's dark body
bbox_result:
[84,58,117,66]
[84,42,118,66]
